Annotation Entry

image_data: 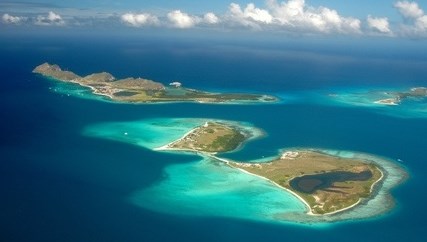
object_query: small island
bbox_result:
[33,63,277,104]
[229,150,383,215]
[156,121,250,153]
[374,87,427,105]
[154,120,392,216]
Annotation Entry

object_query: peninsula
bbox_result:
[33,63,277,104]
[154,120,386,216]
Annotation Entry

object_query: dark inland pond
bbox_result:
[289,170,373,194]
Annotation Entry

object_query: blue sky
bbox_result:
[2,0,427,38]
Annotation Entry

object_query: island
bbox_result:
[153,120,389,216]
[156,121,250,154]
[33,63,277,104]
[229,150,383,215]
[374,87,427,105]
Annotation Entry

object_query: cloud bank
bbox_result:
[394,1,427,37]
[2,13,25,24]
[2,1,427,38]
[228,3,273,28]
[203,12,220,24]
[121,13,159,27]
[35,11,64,26]
[367,15,392,34]
[167,10,199,28]
[264,0,361,34]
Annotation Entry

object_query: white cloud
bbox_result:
[367,15,392,34]
[229,3,257,28]
[2,13,25,24]
[203,12,220,24]
[120,10,219,29]
[394,1,427,36]
[394,1,424,19]
[121,13,159,27]
[167,10,199,28]
[35,11,65,26]
[228,3,273,29]
[266,0,361,34]
[227,0,361,34]
[5,0,427,38]
[237,3,273,24]
[416,15,427,29]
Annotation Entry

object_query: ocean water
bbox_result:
[1,34,427,241]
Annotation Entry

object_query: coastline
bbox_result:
[219,155,384,217]
[35,69,278,104]
[44,75,116,100]
[154,119,262,154]
[153,126,203,152]
[233,164,315,215]
[374,98,399,106]
[59,78,276,105]
[157,136,385,217]
[68,79,115,99]
[207,155,314,215]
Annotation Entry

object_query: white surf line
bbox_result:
[207,155,316,215]
[370,166,385,193]
[154,126,202,151]
[53,77,115,99]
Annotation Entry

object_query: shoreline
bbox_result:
[206,155,315,215]
[154,120,262,154]
[61,79,276,105]
[45,75,116,100]
[69,79,116,99]
[374,98,399,106]
[219,156,380,216]
[153,126,203,152]
[232,164,315,215]
[157,142,386,216]
[38,73,278,105]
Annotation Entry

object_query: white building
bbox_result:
[169,81,182,88]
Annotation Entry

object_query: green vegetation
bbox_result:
[168,122,247,153]
[209,132,245,152]
[33,63,277,104]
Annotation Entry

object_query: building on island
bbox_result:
[169,81,182,88]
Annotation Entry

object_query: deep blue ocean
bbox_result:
[1,33,427,241]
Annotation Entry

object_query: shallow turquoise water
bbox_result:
[84,118,206,150]
[85,118,309,223]
[130,157,306,222]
